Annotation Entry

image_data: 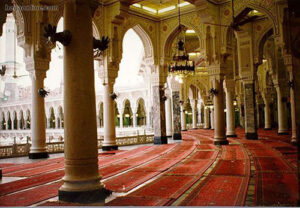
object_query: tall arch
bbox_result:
[120,24,154,62]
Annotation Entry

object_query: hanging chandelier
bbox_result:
[168,0,195,75]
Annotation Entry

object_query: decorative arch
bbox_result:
[163,23,201,59]
[120,24,154,61]
[136,98,146,126]
[222,2,279,51]
[122,99,133,127]
[257,28,274,65]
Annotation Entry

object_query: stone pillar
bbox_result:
[262,93,272,130]
[289,72,297,143]
[243,81,258,140]
[59,0,109,203]
[275,85,289,134]
[102,82,118,150]
[224,80,236,137]
[180,103,187,131]
[119,108,124,128]
[284,57,297,142]
[204,106,210,129]
[172,91,182,140]
[165,97,172,137]
[197,103,202,126]
[152,84,167,144]
[132,107,137,128]
[191,99,197,129]
[27,61,49,159]
[210,108,214,129]
[212,78,228,145]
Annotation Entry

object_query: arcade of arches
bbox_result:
[0,0,300,206]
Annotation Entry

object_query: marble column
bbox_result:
[275,85,289,134]
[210,108,214,129]
[102,82,118,150]
[59,0,109,203]
[165,97,172,137]
[225,80,236,137]
[212,78,228,145]
[152,85,167,144]
[190,99,197,129]
[28,66,48,159]
[243,81,258,140]
[204,106,210,129]
[180,103,187,131]
[172,91,182,140]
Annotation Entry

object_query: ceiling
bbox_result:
[138,0,186,10]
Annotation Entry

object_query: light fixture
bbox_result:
[168,0,195,76]
[0,65,6,76]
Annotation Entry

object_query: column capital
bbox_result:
[224,79,235,92]
[25,57,50,75]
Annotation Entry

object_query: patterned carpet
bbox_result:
[0,128,298,206]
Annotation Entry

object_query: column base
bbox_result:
[59,187,111,204]
[102,145,118,151]
[166,135,172,138]
[291,139,297,146]
[213,140,229,145]
[154,136,168,145]
[173,133,182,140]
[29,152,49,159]
[192,128,198,130]
[0,169,2,179]
[278,132,289,135]
[245,133,258,140]
[264,128,272,130]
[182,129,187,131]
[204,128,210,130]
[226,134,237,138]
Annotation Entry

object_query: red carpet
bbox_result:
[221,145,247,160]
[99,164,132,178]
[250,148,281,157]
[212,160,250,176]
[196,144,216,150]
[253,157,294,172]
[138,159,179,171]
[5,162,64,177]
[104,170,159,192]
[131,175,195,200]
[0,170,64,196]
[165,159,214,176]
[0,163,19,168]
[107,196,170,206]
[0,181,62,206]
[255,172,298,206]
[2,157,63,174]
[180,176,249,206]
[190,150,217,160]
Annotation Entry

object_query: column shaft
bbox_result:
[213,79,228,145]
[165,98,172,137]
[264,101,272,129]
[153,85,167,144]
[172,91,182,140]
[180,104,187,131]
[29,71,48,159]
[225,89,236,137]
[276,87,289,134]
[191,100,197,129]
[59,0,109,203]
[102,83,118,150]
[204,107,210,129]
[243,82,258,139]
